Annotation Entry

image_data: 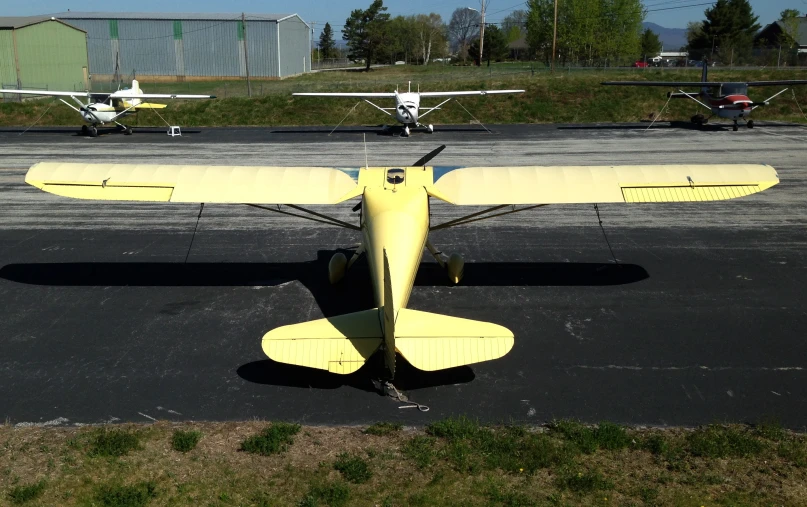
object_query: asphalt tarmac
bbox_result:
[1,122,806,428]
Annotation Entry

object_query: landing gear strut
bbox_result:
[403,126,411,137]
[426,240,464,283]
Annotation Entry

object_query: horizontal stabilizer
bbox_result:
[262,309,382,374]
[394,309,514,371]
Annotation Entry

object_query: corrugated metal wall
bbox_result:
[278,16,310,77]
[59,15,309,79]
[1,21,87,91]
[0,31,16,86]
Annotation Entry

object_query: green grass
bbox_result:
[333,453,372,484]
[401,435,438,469]
[171,429,201,453]
[556,469,614,494]
[549,420,630,453]
[363,422,403,436]
[94,481,158,507]
[240,422,301,456]
[88,428,142,457]
[778,437,807,467]
[298,481,350,507]
[7,480,46,504]
[687,425,766,458]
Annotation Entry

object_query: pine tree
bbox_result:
[319,22,336,60]
[343,0,391,70]
[688,0,760,64]
[640,29,662,60]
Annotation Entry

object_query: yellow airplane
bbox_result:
[24,151,779,378]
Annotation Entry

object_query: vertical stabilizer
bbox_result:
[382,249,396,378]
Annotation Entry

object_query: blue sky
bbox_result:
[6,0,805,30]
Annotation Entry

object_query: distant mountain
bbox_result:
[643,22,688,51]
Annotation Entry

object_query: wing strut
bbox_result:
[430,204,548,231]
[678,89,711,110]
[364,99,393,117]
[246,203,360,230]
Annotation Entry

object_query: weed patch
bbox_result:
[333,453,372,484]
[89,428,141,457]
[426,416,481,441]
[778,437,807,467]
[402,436,437,469]
[754,418,786,441]
[171,430,201,453]
[94,481,157,507]
[549,420,629,453]
[556,469,614,494]
[7,480,46,504]
[364,422,403,436]
[687,425,765,458]
[240,422,301,456]
[299,481,349,507]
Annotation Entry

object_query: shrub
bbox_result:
[333,453,372,484]
[7,480,46,504]
[364,422,403,436]
[241,422,301,456]
[94,481,157,507]
[89,429,141,457]
[171,430,201,453]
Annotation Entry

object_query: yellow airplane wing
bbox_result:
[25,162,358,204]
[431,164,779,205]
[132,103,168,109]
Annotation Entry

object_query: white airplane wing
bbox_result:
[112,93,216,99]
[419,89,525,97]
[293,92,396,98]
[0,89,91,97]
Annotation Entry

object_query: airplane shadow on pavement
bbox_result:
[0,251,648,392]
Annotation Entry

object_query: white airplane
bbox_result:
[1,80,215,137]
[293,84,524,136]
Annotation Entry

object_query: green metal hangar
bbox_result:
[0,15,89,91]
[51,12,312,81]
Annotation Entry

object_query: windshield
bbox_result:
[721,83,748,96]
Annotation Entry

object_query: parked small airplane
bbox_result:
[602,61,807,131]
[1,80,215,137]
[293,84,524,136]
[24,148,778,379]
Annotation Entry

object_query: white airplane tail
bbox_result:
[129,79,143,106]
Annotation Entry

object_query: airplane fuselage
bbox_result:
[360,168,430,310]
[394,92,421,126]
[81,103,135,124]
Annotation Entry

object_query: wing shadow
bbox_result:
[0,251,649,317]
[557,121,803,131]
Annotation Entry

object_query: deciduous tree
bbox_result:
[448,7,480,62]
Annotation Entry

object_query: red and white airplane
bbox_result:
[603,61,807,131]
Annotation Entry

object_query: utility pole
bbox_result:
[242,12,252,97]
[551,0,558,72]
[478,0,486,67]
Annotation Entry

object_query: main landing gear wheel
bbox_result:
[124,126,133,135]
[427,124,434,134]
[89,126,98,138]
[747,120,754,129]
[691,114,705,125]
[81,125,89,135]
[733,122,739,132]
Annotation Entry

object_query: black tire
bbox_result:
[691,115,702,125]
[89,127,98,138]
[124,126,133,135]
[733,124,739,132]
[81,125,89,135]
[747,120,754,129]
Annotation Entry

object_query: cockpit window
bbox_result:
[386,168,405,184]
[721,83,748,96]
